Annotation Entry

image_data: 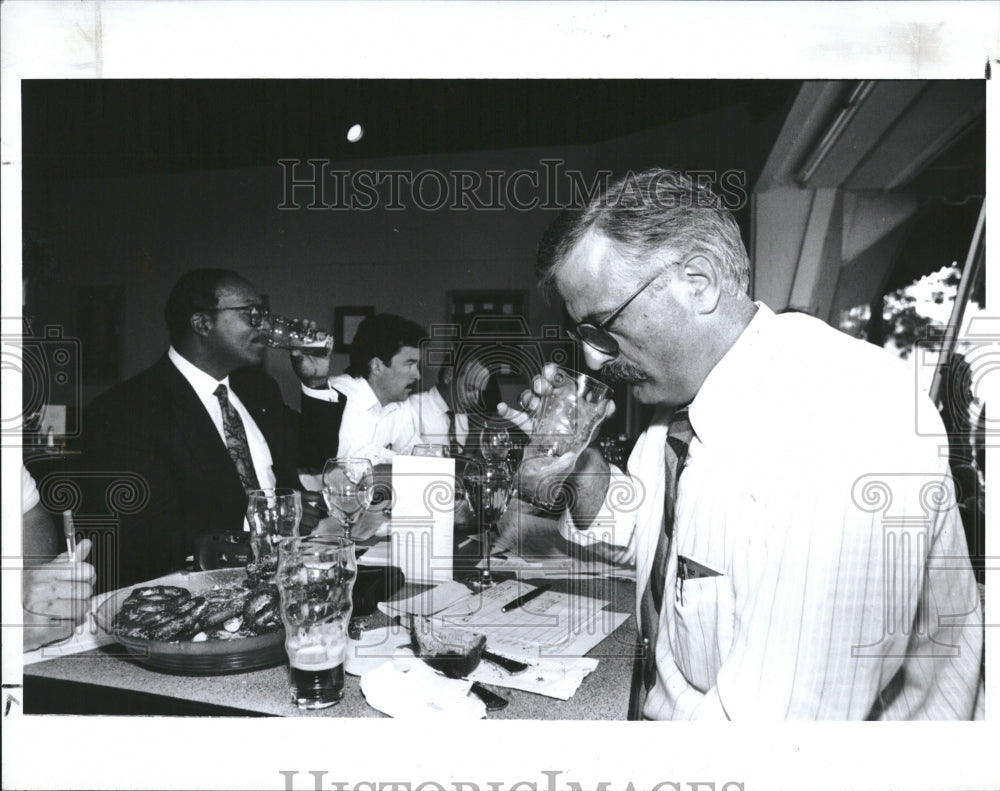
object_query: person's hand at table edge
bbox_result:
[22,538,96,652]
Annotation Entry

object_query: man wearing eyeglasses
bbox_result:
[503,168,983,720]
[82,268,333,589]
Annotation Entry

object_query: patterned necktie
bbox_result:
[639,406,694,692]
[445,409,462,457]
[214,383,260,492]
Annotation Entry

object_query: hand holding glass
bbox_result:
[322,458,374,541]
[246,488,303,562]
[517,367,612,506]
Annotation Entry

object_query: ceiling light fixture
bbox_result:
[795,80,876,186]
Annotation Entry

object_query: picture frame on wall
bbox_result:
[446,290,527,337]
[334,306,375,353]
[445,290,536,391]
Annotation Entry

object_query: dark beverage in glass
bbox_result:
[276,535,356,710]
[289,656,345,708]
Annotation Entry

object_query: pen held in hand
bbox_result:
[500,583,552,613]
[62,510,77,559]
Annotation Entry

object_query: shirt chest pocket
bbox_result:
[670,565,735,693]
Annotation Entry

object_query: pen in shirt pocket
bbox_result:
[676,554,722,605]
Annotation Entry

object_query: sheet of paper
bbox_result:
[487,553,636,581]
[387,644,601,701]
[467,655,600,700]
[434,579,626,660]
[379,580,475,617]
[22,607,115,665]
[357,538,392,566]
[390,456,455,584]
[22,582,134,665]
[379,578,629,700]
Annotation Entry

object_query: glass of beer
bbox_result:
[265,315,333,357]
[518,368,611,507]
[276,535,357,709]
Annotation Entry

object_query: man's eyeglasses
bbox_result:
[566,269,664,357]
[206,304,271,328]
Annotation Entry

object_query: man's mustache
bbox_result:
[600,360,645,386]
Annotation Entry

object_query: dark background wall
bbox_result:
[21,81,792,412]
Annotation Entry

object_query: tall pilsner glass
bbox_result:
[276,535,357,709]
[246,488,303,562]
[518,367,611,507]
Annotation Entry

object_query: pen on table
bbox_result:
[62,510,77,559]
[500,583,552,613]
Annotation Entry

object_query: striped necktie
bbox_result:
[445,409,462,457]
[639,406,694,693]
[214,383,260,492]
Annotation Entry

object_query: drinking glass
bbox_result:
[276,535,357,709]
[519,367,611,481]
[322,458,375,541]
[479,423,512,466]
[246,488,303,562]
[461,461,513,590]
[266,315,332,356]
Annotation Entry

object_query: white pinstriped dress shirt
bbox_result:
[302,374,421,465]
[562,305,984,719]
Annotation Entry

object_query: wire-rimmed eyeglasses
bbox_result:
[206,303,272,329]
[565,269,665,357]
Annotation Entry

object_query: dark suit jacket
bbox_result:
[83,356,341,589]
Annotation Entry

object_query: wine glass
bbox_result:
[479,422,512,467]
[461,461,514,590]
[321,457,374,542]
[246,488,303,562]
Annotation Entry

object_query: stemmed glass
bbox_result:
[479,423,513,467]
[321,457,374,542]
[461,460,514,590]
[246,488,303,562]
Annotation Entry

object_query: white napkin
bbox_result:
[360,658,486,719]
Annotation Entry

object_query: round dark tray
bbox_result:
[95,568,286,675]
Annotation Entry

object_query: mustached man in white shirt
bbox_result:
[504,168,984,720]
[297,313,427,466]
[83,269,326,589]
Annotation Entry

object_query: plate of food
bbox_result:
[95,565,286,675]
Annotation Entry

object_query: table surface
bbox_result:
[24,576,637,719]
[23,502,639,719]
